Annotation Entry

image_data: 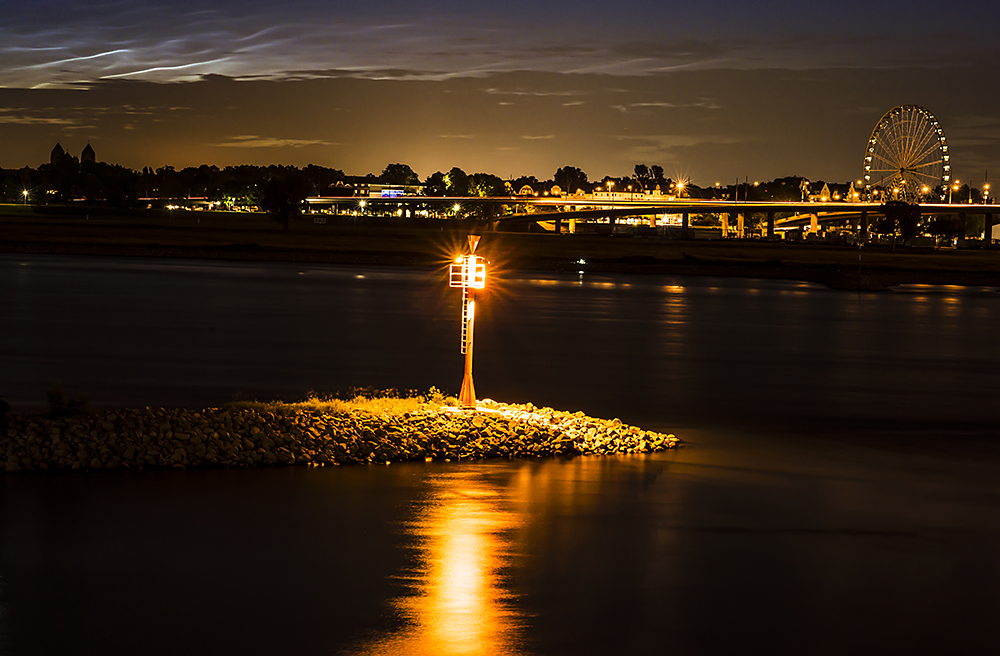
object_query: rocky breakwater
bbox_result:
[1,400,679,473]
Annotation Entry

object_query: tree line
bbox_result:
[1,152,752,208]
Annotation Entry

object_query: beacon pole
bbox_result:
[459,283,476,408]
[449,235,485,409]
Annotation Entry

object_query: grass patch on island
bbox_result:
[221,387,458,418]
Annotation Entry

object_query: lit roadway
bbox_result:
[305,195,999,238]
[306,195,994,217]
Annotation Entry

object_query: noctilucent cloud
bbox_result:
[3,0,999,183]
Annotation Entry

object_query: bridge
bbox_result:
[303,194,999,243]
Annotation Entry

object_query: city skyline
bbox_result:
[3,1,999,185]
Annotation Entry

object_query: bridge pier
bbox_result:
[983,212,993,243]
[737,212,745,238]
[859,210,868,244]
[767,211,775,239]
[959,212,967,240]
[555,216,563,234]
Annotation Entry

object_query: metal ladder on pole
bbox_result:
[460,287,469,354]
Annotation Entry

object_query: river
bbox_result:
[1,255,998,654]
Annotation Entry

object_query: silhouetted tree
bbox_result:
[880,201,921,245]
[468,173,505,197]
[260,170,313,230]
[926,214,962,242]
[634,164,651,190]
[554,166,588,194]
[444,167,469,196]
[651,165,666,190]
[381,163,419,186]
[424,171,447,196]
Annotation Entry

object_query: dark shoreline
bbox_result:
[2,205,998,289]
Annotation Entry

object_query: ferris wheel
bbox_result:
[863,105,951,203]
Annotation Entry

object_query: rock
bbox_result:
[0,402,679,474]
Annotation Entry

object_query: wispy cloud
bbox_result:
[630,98,720,110]
[213,135,333,148]
[484,88,579,97]
[0,115,79,125]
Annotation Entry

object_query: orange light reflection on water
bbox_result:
[359,471,524,656]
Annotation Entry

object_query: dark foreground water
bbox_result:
[1,255,999,654]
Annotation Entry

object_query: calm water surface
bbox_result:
[1,255,998,654]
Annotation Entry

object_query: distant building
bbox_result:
[846,181,862,202]
[808,182,832,202]
[50,142,66,165]
[81,143,95,163]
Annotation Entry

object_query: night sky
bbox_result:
[3,0,999,185]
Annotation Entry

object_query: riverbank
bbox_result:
[1,396,679,473]
[2,204,998,288]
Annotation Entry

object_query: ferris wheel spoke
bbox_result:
[904,112,929,162]
[902,129,935,168]
[870,153,899,170]
[881,127,905,165]
[899,112,919,160]
[906,137,944,168]
[903,120,933,167]
[899,115,917,164]
[876,122,902,164]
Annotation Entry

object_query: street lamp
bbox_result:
[22,189,28,204]
[984,183,990,204]
[449,235,486,409]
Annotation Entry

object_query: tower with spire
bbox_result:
[50,142,66,165]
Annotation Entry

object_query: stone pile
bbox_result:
[1,400,679,473]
